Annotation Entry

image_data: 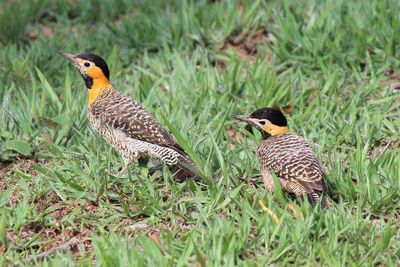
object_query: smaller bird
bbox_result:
[233,108,330,209]
[58,51,201,181]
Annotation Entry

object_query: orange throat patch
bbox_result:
[88,77,111,107]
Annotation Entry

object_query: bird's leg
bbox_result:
[263,172,303,219]
[117,157,132,176]
[117,151,139,177]
[262,172,275,192]
[138,157,161,176]
[118,163,130,176]
[138,157,149,168]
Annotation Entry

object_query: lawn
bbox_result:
[0,0,399,266]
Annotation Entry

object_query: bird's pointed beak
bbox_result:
[232,114,259,129]
[58,51,78,64]
[232,114,252,123]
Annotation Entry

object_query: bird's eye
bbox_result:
[84,62,90,67]
[259,120,266,125]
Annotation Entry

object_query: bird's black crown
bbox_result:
[250,108,287,126]
[78,53,110,80]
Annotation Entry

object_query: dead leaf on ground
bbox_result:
[384,68,400,80]
[227,128,243,148]
[85,201,99,212]
[133,7,139,17]
[218,60,227,71]
[237,2,244,12]
[0,162,12,183]
[381,68,400,93]
[159,84,170,93]
[306,91,318,105]
[385,68,395,77]
[0,159,44,208]
[369,139,400,158]
[27,24,55,40]
[195,256,208,267]
[281,105,293,115]
[272,105,293,115]
[381,80,400,93]
[220,28,272,62]
[149,230,161,244]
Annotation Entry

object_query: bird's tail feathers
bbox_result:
[170,155,202,182]
[307,192,331,210]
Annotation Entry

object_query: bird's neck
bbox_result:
[263,125,289,137]
[88,77,112,107]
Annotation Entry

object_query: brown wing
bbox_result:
[257,134,327,194]
[89,89,186,154]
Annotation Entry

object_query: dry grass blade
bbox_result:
[288,202,304,220]
[258,200,279,223]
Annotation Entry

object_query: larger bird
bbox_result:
[233,108,330,208]
[58,51,201,181]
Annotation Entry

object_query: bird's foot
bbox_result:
[117,165,129,177]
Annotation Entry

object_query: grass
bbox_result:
[0,0,399,265]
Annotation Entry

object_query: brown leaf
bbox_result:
[306,91,318,105]
[281,105,293,115]
[219,40,228,50]
[27,31,38,40]
[219,28,270,61]
[41,25,54,38]
[311,91,317,98]
[133,8,139,17]
[195,256,208,267]
[85,201,99,212]
[382,68,400,93]
[227,129,236,138]
[367,47,375,54]
[380,80,400,93]
[265,53,272,64]
[226,128,243,144]
[235,46,249,58]
[159,84,170,93]
[149,230,160,244]
[217,60,227,71]
[237,2,243,12]
[385,69,394,77]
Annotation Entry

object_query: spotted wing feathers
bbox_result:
[90,89,183,152]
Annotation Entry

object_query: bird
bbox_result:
[58,51,201,181]
[233,107,330,209]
